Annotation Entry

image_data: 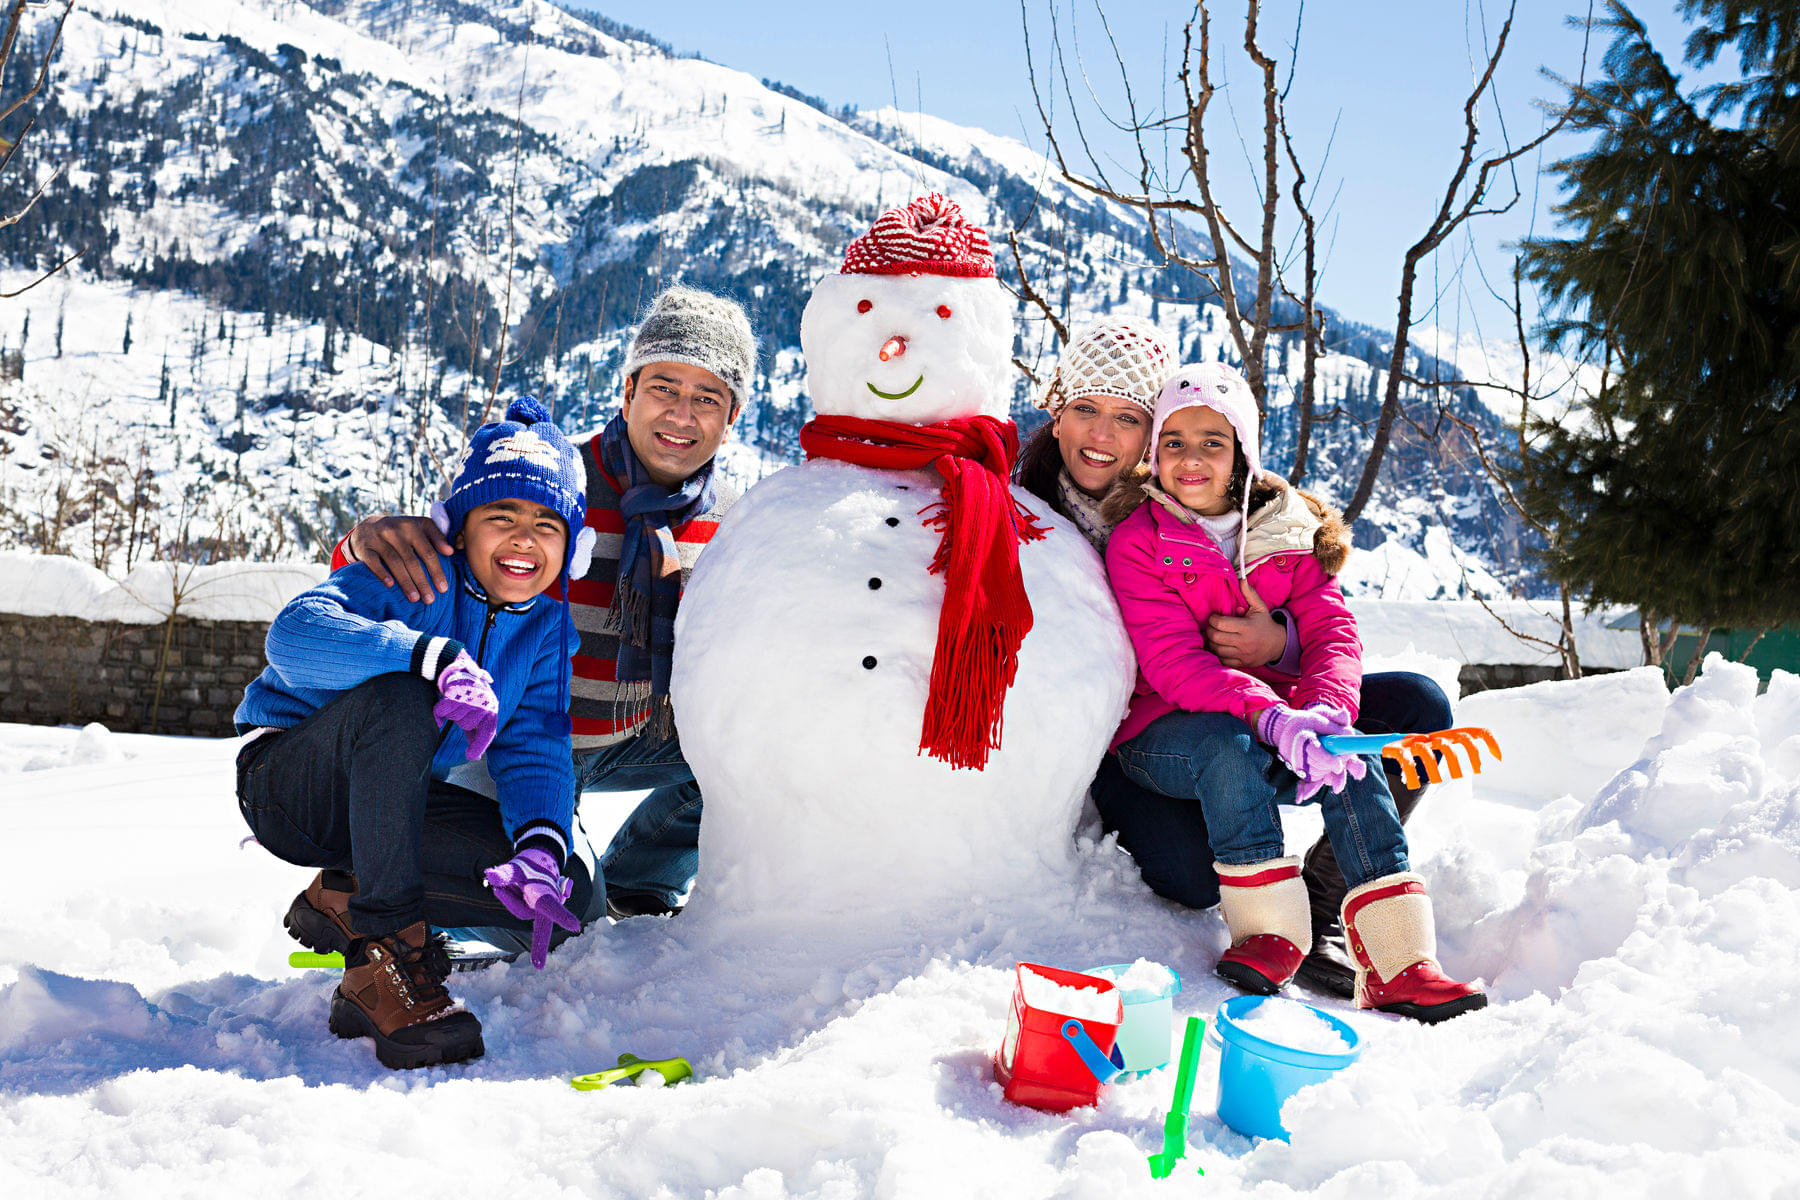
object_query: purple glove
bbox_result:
[1256,704,1369,804]
[484,847,581,969]
[1300,700,1356,730]
[432,651,498,760]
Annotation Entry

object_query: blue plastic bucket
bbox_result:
[1083,962,1182,1077]
[1211,996,1361,1141]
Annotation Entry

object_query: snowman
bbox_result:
[671,195,1135,920]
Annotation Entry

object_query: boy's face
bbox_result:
[456,499,569,605]
[621,361,740,487]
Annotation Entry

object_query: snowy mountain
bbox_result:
[0,0,1526,597]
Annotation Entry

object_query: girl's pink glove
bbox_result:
[484,847,581,969]
[1256,704,1367,803]
[433,651,498,759]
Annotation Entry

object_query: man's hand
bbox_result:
[346,515,453,603]
[1206,609,1288,669]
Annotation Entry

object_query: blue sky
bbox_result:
[585,1,1709,340]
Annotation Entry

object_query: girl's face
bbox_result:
[1155,404,1237,516]
[1051,393,1152,498]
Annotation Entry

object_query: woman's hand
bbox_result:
[347,515,454,603]
[1205,609,1288,668]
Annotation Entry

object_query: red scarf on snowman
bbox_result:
[801,194,1049,772]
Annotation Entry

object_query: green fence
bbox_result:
[1663,625,1800,688]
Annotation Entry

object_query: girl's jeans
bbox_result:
[1106,677,1431,899]
[236,672,595,936]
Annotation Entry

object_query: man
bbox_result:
[341,285,755,922]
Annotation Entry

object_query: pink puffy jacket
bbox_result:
[1104,477,1361,748]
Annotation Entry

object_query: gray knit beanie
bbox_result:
[622,285,757,407]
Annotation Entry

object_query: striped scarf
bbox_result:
[597,414,717,738]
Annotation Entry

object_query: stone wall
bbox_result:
[0,609,1604,737]
[0,613,267,735]
[1458,662,1613,695]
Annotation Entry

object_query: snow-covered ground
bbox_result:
[2,654,1797,1197]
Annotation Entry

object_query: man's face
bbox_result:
[621,361,740,487]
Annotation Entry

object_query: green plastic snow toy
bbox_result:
[1147,1016,1206,1179]
[569,1053,694,1091]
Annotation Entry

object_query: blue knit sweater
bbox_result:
[235,557,581,855]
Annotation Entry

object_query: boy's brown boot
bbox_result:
[329,921,485,1069]
[284,869,359,955]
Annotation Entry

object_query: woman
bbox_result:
[1019,319,1452,999]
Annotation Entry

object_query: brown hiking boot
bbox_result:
[284,869,359,956]
[328,921,484,1070]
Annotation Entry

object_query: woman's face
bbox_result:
[1051,393,1152,498]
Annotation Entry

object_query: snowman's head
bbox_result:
[802,194,1014,425]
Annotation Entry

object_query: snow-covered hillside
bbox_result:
[1,0,1533,593]
[2,655,1796,1196]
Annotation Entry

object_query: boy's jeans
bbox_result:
[1107,706,1411,896]
[576,734,702,912]
[235,672,596,936]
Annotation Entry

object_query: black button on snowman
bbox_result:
[670,195,1136,919]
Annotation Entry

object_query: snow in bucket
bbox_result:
[1211,995,1361,1141]
[995,963,1124,1112]
[1083,959,1181,1076]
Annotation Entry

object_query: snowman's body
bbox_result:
[671,205,1136,918]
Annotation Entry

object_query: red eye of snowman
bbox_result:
[936,305,953,319]
[857,300,872,314]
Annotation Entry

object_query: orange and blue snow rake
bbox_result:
[1319,727,1502,789]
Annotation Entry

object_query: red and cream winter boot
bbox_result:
[1342,872,1487,1023]
[1214,857,1310,994]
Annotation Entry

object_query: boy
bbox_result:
[235,397,595,1069]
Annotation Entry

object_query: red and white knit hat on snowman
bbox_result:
[840,192,995,278]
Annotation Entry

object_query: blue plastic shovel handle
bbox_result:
[1061,1019,1125,1085]
[1319,732,1406,755]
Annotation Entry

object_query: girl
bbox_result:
[1102,363,1485,1023]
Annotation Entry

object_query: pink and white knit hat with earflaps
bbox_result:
[1035,318,1174,416]
[1149,361,1262,574]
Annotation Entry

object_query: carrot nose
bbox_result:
[878,335,907,362]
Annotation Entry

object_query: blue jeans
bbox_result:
[1095,672,1447,902]
[576,732,701,910]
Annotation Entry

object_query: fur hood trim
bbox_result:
[1244,473,1351,576]
[1099,462,1154,528]
[1099,468,1349,576]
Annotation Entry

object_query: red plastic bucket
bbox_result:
[993,962,1125,1111]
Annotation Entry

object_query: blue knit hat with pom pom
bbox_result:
[432,396,594,578]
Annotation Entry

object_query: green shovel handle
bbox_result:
[1169,1016,1205,1113]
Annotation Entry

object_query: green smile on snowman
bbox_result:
[866,375,924,400]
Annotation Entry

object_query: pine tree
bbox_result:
[1517,0,1800,631]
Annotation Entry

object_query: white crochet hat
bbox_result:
[1035,317,1174,415]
